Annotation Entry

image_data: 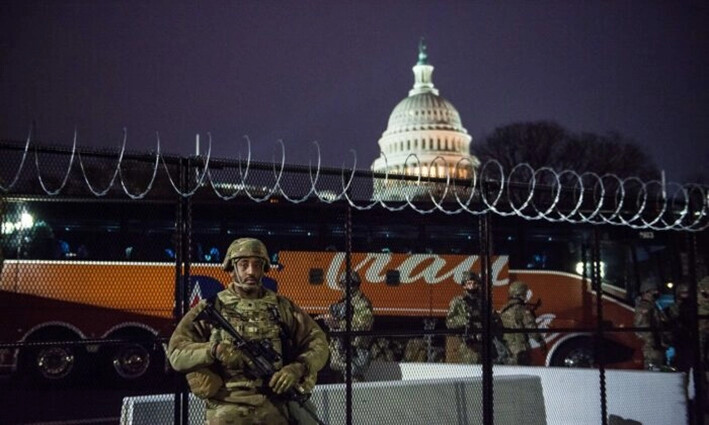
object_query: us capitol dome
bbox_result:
[371,40,479,200]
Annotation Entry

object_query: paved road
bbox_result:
[0,375,182,425]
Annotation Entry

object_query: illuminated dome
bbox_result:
[384,93,467,136]
[371,40,477,199]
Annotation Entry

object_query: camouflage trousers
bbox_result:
[330,340,372,381]
[507,349,532,366]
[458,342,481,364]
[205,398,289,425]
[642,345,665,370]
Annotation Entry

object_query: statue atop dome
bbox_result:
[417,37,428,65]
[410,39,438,96]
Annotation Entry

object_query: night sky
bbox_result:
[2,1,708,183]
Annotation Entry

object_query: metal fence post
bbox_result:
[344,201,353,425]
[688,232,705,425]
[480,210,493,425]
[592,227,608,425]
[173,156,191,425]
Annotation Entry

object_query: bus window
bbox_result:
[599,241,633,294]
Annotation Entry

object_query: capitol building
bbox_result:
[371,41,479,201]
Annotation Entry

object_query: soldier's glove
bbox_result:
[211,340,249,369]
[269,362,306,395]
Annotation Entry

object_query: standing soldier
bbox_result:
[446,271,484,364]
[168,238,329,425]
[699,276,709,366]
[320,270,374,382]
[634,277,672,370]
[499,280,547,365]
[667,282,692,371]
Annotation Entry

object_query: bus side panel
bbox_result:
[275,251,510,317]
[0,261,229,318]
[511,270,642,368]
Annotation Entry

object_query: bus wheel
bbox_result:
[21,343,84,385]
[550,338,594,367]
[111,343,151,380]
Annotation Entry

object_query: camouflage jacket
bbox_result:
[446,293,483,341]
[634,297,672,349]
[499,298,543,354]
[329,289,374,348]
[699,295,709,336]
[168,285,329,402]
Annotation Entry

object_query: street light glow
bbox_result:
[20,212,34,229]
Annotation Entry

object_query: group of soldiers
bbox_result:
[446,271,546,366]
[634,275,709,372]
[321,268,549,380]
[166,236,708,424]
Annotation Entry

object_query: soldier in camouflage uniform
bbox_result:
[446,271,484,364]
[633,277,672,370]
[499,281,546,365]
[699,276,709,366]
[320,270,374,382]
[667,282,692,371]
[168,238,329,425]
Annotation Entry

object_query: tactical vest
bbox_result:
[464,294,483,325]
[214,288,287,391]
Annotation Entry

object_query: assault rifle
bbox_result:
[527,298,542,313]
[195,297,327,425]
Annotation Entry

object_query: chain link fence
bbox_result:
[1,139,707,425]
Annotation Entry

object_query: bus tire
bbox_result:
[549,337,594,368]
[102,330,163,386]
[110,342,153,381]
[19,330,86,386]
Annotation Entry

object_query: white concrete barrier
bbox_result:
[121,363,688,425]
[310,375,545,425]
[121,374,546,425]
[365,362,688,425]
[120,393,205,425]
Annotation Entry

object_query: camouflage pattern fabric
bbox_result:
[666,285,692,371]
[370,337,398,362]
[446,293,483,364]
[205,398,289,425]
[499,298,544,365]
[403,338,428,362]
[327,289,374,381]
[634,297,672,370]
[698,277,709,365]
[168,285,329,425]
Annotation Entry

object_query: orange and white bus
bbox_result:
[1,197,696,386]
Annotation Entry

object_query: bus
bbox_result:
[0,196,700,387]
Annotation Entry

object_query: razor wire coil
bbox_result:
[1,135,706,232]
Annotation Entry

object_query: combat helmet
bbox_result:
[639,276,660,294]
[338,270,362,287]
[699,276,709,292]
[459,271,482,286]
[222,238,271,272]
[509,281,528,299]
[675,282,690,300]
